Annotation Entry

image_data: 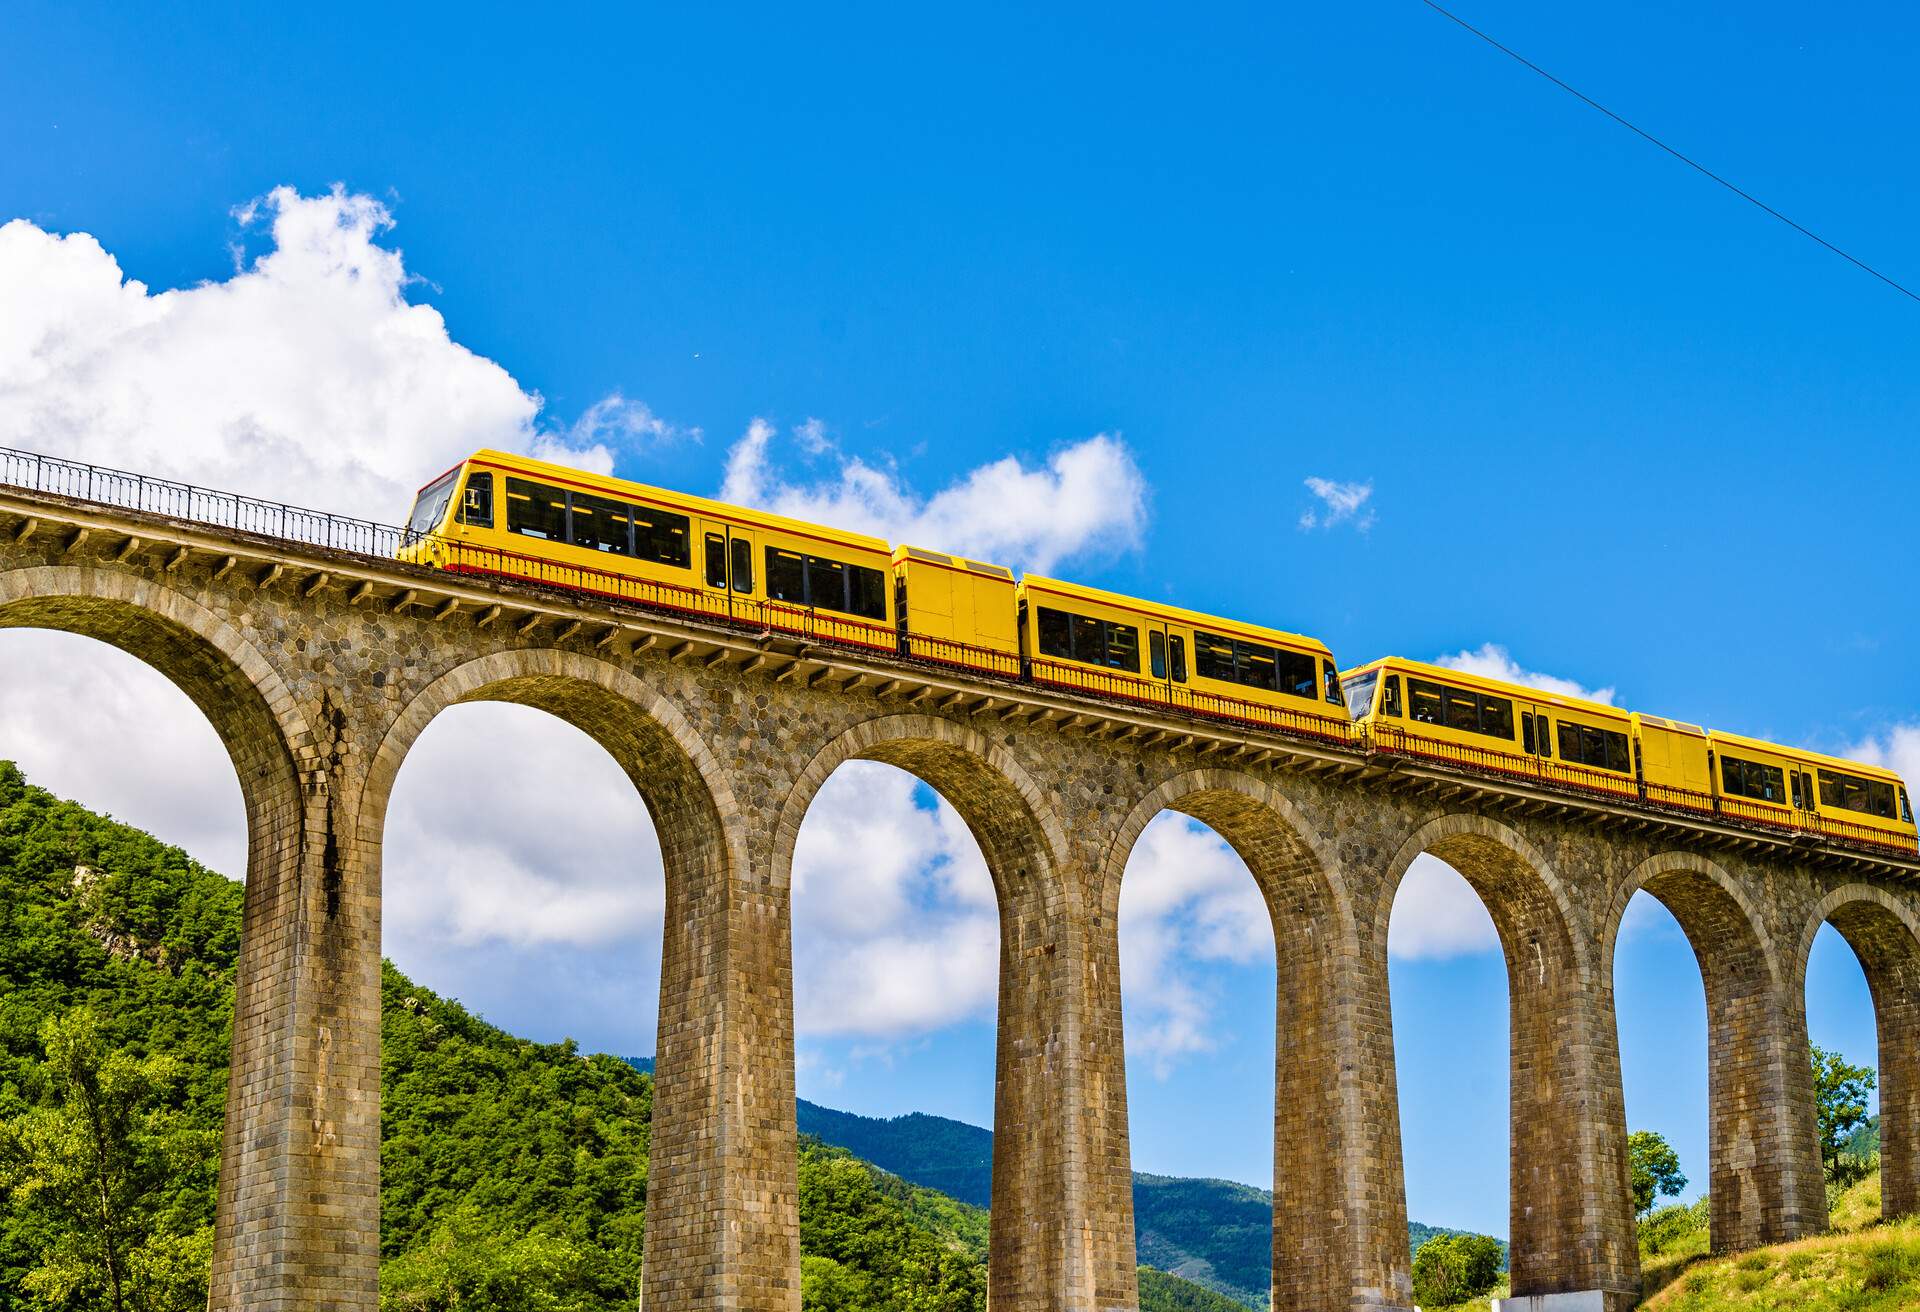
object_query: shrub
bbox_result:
[1411,1233,1503,1307]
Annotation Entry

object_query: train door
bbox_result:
[1790,765,1821,835]
[1519,703,1554,777]
[1147,622,1189,712]
[699,518,757,620]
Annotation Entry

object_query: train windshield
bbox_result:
[407,470,459,538]
[1340,671,1378,718]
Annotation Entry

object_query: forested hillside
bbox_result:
[0,763,1227,1311]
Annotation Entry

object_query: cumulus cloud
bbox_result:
[1851,724,1920,788]
[1119,814,1270,1077]
[719,417,1146,573]
[791,762,999,1037]
[1387,854,1501,960]
[0,184,623,521]
[1298,476,1374,531]
[1435,643,1616,706]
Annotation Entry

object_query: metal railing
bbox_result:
[2,442,1914,859]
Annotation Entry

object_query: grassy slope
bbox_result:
[1640,1173,1920,1311]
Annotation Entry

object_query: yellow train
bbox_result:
[1340,657,1916,853]
[401,450,1916,853]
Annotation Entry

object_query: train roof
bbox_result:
[461,448,896,555]
[1707,729,1907,784]
[1337,655,1628,719]
[1018,574,1334,656]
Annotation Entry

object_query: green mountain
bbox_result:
[0,762,1230,1312]
[791,1085,1510,1308]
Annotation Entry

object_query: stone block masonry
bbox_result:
[3,482,1917,1311]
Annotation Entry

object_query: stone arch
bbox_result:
[0,563,324,1308]
[773,712,1067,904]
[1604,852,1822,1249]
[775,713,1068,1309]
[1100,769,1368,1312]
[357,645,741,876]
[355,646,751,1310]
[0,564,316,811]
[1375,812,1589,969]
[1376,812,1635,1303]
[1798,884,1920,1219]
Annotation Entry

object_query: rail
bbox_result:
[0,443,1913,859]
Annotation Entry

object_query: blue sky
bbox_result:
[2,0,1914,1240]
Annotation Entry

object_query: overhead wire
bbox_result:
[1417,0,1920,305]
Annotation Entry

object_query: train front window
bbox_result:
[1341,672,1378,718]
[505,477,568,541]
[407,471,458,537]
[456,473,493,528]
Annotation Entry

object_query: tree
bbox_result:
[1810,1043,1876,1177]
[1627,1130,1688,1218]
[0,1008,217,1312]
[1411,1232,1503,1307]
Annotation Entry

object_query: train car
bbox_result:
[1630,713,1714,815]
[1339,656,1649,800]
[893,545,1020,676]
[1017,575,1350,741]
[1707,730,1917,853]
[397,450,898,651]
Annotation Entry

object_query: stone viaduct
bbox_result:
[1,463,1916,1312]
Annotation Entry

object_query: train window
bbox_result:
[763,545,883,616]
[731,538,754,594]
[1556,722,1631,774]
[809,556,848,610]
[1382,675,1402,717]
[1035,605,1139,671]
[569,492,634,555]
[766,548,806,603]
[1408,678,1513,739]
[1721,756,1786,803]
[705,534,727,589]
[1792,772,1807,810]
[1903,788,1914,823]
[849,564,887,620]
[1072,615,1106,664]
[1169,635,1188,683]
[1323,662,1343,706]
[634,506,692,569]
[1194,633,1238,685]
[457,473,494,528]
[1341,672,1379,718]
[505,477,568,541]
[1038,606,1073,659]
[1150,632,1167,680]
[407,470,459,538]
[1818,770,1898,819]
[1522,712,1535,755]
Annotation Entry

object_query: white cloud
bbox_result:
[0,184,623,522]
[791,762,1000,1037]
[1434,643,1616,706]
[719,417,1146,574]
[1851,724,1920,790]
[0,630,246,876]
[1387,854,1501,960]
[1298,476,1374,531]
[381,702,664,950]
[1119,814,1270,1077]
